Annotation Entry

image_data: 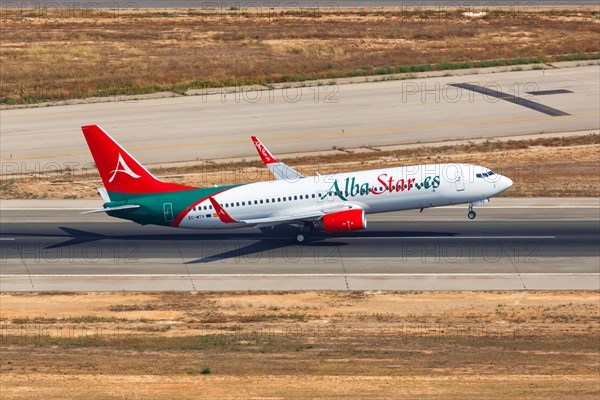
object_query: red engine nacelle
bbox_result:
[321,209,367,234]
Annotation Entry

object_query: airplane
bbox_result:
[81,124,513,243]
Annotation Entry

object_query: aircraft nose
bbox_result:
[501,175,513,191]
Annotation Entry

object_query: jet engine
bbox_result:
[320,209,367,233]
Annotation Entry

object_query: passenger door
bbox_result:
[163,203,174,222]
[455,169,465,191]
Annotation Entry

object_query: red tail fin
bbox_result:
[81,125,194,194]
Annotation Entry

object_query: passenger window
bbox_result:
[294,195,298,200]
[266,199,269,203]
[209,205,213,210]
[260,200,263,204]
[236,202,240,206]
[299,195,303,200]
[312,194,316,198]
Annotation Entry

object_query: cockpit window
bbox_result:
[476,171,495,178]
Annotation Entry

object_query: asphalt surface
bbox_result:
[1,200,598,291]
[2,66,598,170]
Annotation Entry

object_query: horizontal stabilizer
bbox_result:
[81,204,140,214]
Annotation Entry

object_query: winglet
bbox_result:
[251,136,278,165]
[208,197,238,224]
[250,136,306,181]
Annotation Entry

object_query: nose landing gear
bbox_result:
[467,205,477,220]
[467,199,489,220]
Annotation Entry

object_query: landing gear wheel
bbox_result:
[296,233,305,243]
[302,222,314,234]
[468,210,477,220]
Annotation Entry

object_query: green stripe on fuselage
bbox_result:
[105,184,241,226]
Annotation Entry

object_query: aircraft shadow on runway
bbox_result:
[2,226,459,263]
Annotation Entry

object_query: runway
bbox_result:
[2,65,599,172]
[1,199,598,292]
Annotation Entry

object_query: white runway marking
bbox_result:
[1,273,597,278]
[345,236,556,240]
[0,238,16,241]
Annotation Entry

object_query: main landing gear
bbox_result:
[296,222,315,243]
[467,205,477,220]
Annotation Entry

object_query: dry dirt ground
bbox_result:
[0,8,598,103]
[1,133,598,199]
[0,291,598,399]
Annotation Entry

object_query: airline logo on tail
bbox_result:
[108,153,141,182]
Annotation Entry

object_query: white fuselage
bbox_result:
[178,163,513,229]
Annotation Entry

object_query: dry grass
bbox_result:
[1,134,598,199]
[0,291,598,399]
[0,9,598,103]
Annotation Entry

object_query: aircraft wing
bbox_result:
[208,197,360,226]
[241,212,324,225]
[251,136,305,181]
